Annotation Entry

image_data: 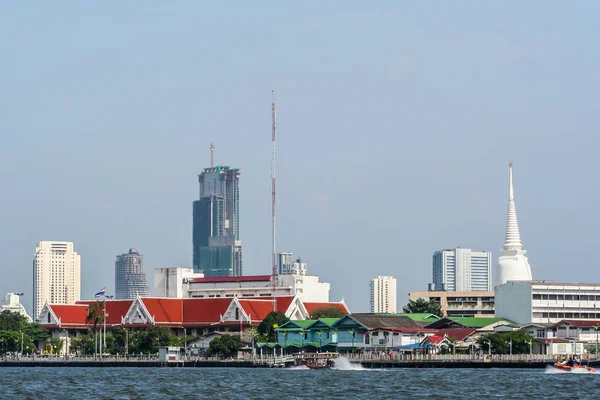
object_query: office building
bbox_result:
[278,252,307,275]
[408,290,495,317]
[370,276,397,313]
[496,162,533,286]
[495,281,600,324]
[154,267,204,298]
[432,248,492,292]
[115,248,150,299]
[192,165,242,276]
[33,241,81,320]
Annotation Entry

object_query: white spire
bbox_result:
[504,162,523,251]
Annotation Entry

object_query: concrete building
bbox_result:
[33,241,81,320]
[278,252,307,275]
[173,274,330,302]
[495,281,600,324]
[408,290,495,317]
[192,165,242,276]
[115,248,150,299]
[370,276,397,313]
[496,163,532,286]
[432,248,492,291]
[0,293,32,322]
[154,267,204,298]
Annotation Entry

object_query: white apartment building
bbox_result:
[495,281,600,324]
[33,241,81,320]
[277,252,308,276]
[1,293,32,322]
[432,248,492,292]
[408,290,495,317]
[154,267,204,298]
[370,276,397,313]
[158,273,330,302]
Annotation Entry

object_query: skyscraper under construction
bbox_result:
[192,165,242,276]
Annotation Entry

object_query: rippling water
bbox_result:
[2,364,600,399]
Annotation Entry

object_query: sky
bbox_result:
[1,2,600,315]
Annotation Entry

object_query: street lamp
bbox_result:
[486,340,492,356]
[527,339,533,356]
[506,340,513,356]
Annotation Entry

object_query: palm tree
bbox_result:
[85,301,104,357]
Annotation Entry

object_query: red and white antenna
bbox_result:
[271,91,277,312]
[210,141,215,168]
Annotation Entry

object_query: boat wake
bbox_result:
[545,365,598,374]
[332,357,367,371]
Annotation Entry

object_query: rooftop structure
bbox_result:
[496,163,532,286]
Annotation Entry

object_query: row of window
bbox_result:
[533,294,600,301]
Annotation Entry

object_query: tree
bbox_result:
[258,311,289,342]
[310,307,347,319]
[206,334,242,358]
[477,330,534,354]
[402,298,443,317]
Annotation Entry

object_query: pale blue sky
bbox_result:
[1,2,599,314]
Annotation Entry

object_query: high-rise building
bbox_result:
[33,241,81,320]
[277,252,307,275]
[370,276,397,313]
[432,248,492,291]
[496,162,532,286]
[192,165,242,276]
[115,248,150,299]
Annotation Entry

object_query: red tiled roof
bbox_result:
[238,297,295,321]
[141,298,183,324]
[554,320,600,328]
[304,302,349,315]
[45,304,89,326]
[183,298,232,324]
[76,300,134,325]
[189,275,272,284]
[372,327,438,333]
[425,335,447,344]
[437,328,477,341]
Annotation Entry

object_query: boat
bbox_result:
[300,358,335,369]
[305,362,331,370]
[553,361,596,372]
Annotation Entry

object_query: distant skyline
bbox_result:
[2,2,600,314]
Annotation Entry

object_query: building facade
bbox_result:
[432,248,492,291]
[1,293,32,322]
[192,165,242,276]
[409,290,495,317]
[154,267,204,298]
[33,241,81,320]
[278,252,307,275]
[115,248,150,299]
[370,276,397,313]
[495,281,600,324]
[496,163,533,286]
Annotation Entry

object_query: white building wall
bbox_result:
[154,268,204,298]
[433,248,492,292]
[1,293,32,322]
[494,281,533,324]
[370,276,397,313]
[33,241,81,320]
[278,275,329,302]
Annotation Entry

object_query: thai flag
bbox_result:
[95,287,106,298]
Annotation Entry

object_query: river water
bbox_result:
[1,362,599,399]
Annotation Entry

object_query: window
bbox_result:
[536,330,545,338]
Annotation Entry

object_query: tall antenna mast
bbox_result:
[210,141,215,168]
[271,91,277,312]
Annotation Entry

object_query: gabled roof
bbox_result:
[424,335,448,345]
[76,300,133,325]
[309,318,340,328]
[350,314,427,329]
[43,304,89,327]
[436,328,477,341]
[141,298,183,324]
[425,317,515,329]
[553,320,600,328]
[276,320,317,331]
[380,313,440,322]
[182,298,232,325]
[237,296,295,321]
[303,302,349,315]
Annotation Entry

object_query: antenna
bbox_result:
[210,142,215,168]
[271,90,277,312]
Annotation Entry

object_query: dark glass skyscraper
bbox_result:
[115,248,150,299]
[192,165,242,276]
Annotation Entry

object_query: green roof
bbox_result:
[380,313,440,322]
[276,320,317,331]
[316,318,340,327]
[449,317,515,328]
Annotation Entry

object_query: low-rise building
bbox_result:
[495,281,600,324]
[408,290,495,317]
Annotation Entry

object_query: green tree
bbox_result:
[477,330,534,354]
[310,307,347,319]
[128,327,182,354]
[0,310,27,331]
[258,312,289,342]
[402,298,443,317]
[206,334,242,358]
[70,332,95,355]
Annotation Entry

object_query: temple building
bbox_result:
[496,162,532,286]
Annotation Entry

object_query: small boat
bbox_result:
[300,358,335,369]
[305,362,331,370]
[553,362,596,372]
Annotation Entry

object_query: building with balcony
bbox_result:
[408,290,495,317]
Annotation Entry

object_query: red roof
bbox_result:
[303,302,349,315]
[437,328,477,341]
[44,304,89,327]
[76,300,134,325]
[141,298,183,324]
[183,298,232,325]
[372,328,438,333]
[189,275,272,284]
[425,335,448,344]
[238,297,295,321]
[554,320,600,328]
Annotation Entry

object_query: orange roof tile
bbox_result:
[141,298,183,324]
[304,302,349,315]
[238,297,295,321]
[182,298,232,324]
[77,300,134,325]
